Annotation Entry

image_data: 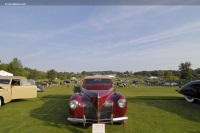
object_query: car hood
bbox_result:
[177,83,198,97]
[82,87,114,111]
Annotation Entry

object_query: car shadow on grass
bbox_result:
[11,99,29,103]
[30,95,89,133]
[127,96,200,122]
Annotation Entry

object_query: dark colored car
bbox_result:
[177,80,200,103]
[28,79,45,92]
[36,82,45,92]
[67,76,128,125]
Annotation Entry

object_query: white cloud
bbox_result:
[104,20,200,50]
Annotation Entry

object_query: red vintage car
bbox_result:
[67,75,128,125]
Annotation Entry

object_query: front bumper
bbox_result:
[67,116,128,124]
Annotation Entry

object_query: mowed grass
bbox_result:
[0,84,200,133]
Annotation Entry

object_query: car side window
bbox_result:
[11,79,21,86]
[0,79,10,84]
[195,84,200,93]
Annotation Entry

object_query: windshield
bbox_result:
[84,79,111,85]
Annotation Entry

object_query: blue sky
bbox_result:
[0,6,200,72]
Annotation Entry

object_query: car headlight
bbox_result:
[70,100,78,109]
[118,99,126,108]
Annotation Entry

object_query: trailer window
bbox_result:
[0,79,10,84]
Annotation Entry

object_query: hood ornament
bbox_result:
[97,91,101,98]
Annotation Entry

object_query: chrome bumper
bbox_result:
[67,116,128,123]
[67,118,85,123]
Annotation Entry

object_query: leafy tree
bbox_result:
[25,68,46,80]
[194,68,200,74]
[151,70,159,76]
[7,58,27,76]
[157,70,164,77]
[164,71,173,80]
[75,72,83,79]
[179,61,193,79]
[47,69,57,80]
[0,63,8,71]
[81,71,87,75]
[63,72,71,79]
[134,71,151,77]
[57,72,70,80]
[172,70,180,77]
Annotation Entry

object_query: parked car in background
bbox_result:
[0,76,37,106]
[177,80,200,103]
[170,82,178,86]
[28,79,45,92]
[155,81,165,86]
[163,82,171,86]
[27,79,36,86]
[67,75,128,125]
[35,82,45,92]
[63,80,70,83]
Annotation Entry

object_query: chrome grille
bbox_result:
[83,101,97,119]
[100,101,113,119]
[83,101,113,121]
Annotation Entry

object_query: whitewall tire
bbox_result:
[0,98,2,107]
[184,96,196,103]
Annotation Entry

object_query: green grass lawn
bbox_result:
[0,84,200,133]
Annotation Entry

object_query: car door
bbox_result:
[11,79,37,99]
[194,84,200,98]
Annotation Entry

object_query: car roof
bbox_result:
[186,80,200,85]
[0,76,26,80]
[84,75,112,80]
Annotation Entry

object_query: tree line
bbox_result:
[0,58,81,80]
[0,58,199,80]
[133,62,200,80]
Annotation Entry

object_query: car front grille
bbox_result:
[83,101,97,119]
[100,101,113,119]
[83,101,113,121]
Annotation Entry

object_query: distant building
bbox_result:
[94,74,116,78]
[148,76,158,80]
[0,70,13,76]
[108,74,116,78]
[70,77,77,81]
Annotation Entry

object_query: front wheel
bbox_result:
[184,96,197,103]
[0,97,3,107]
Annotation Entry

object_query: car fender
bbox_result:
[106,92,127,117]
[69,93,90,118]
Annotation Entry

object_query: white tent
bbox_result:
[0,70,13,76]
[70,77,77,81]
